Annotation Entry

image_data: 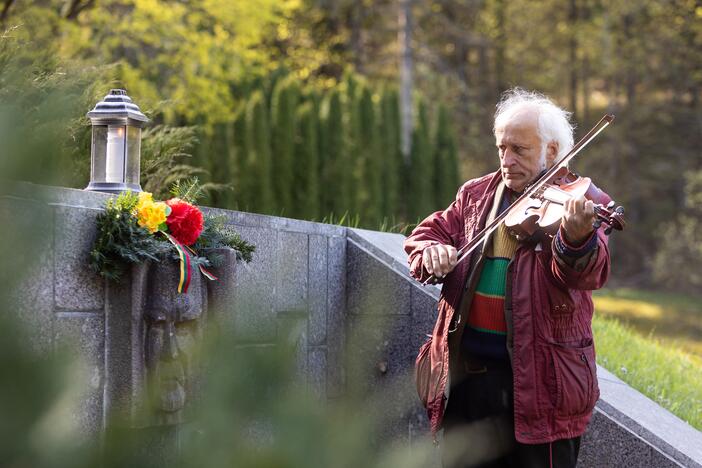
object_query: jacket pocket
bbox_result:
[550,341,598,416]
[415,337,433,408]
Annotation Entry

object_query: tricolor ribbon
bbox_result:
[161,232,192,293]
[184,245,218,282]
[161,232,219,293]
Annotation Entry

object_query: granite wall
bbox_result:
[3,182,701,467]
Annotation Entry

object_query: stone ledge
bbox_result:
[5,181,111,209]
[347,228,440,301]
[591,366,702,467]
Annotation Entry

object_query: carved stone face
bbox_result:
[144,261,204,425]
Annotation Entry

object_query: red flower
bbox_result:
[165,198,204,246]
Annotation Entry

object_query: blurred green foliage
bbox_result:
[653,170,702,295]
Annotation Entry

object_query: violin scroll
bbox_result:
[593,201,625,235]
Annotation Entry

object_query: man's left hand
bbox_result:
[561,195,596,245]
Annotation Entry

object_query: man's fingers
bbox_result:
[423,254,432,274]
[431,250,440,273]
[438,248,449,270]
[423,244,459,278]
[423,247,435,274]
[564,197,573,215]
[584,199,595,215]
[578,196,587,214]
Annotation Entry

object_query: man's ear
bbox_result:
[546,141,558,166]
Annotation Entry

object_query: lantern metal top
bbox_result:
[86,89,149,126]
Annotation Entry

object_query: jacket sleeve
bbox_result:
[549,224,611,291]
[403,185,466,284]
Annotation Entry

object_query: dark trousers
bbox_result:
[441,354,580,468]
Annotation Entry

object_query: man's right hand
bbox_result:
[422,244,458,278]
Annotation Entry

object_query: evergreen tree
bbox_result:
[231,103,248,210]
[379,87,402,221]
[408,99,434,221]
[433,103,461,208]
[271,76,300,214]
[294,102,320,219]
[319,88,346,218]
[305,89,322,217]
[208,121,231,207]
[345,77,363,217]
[357,85,382,225]
[245,91,275,214]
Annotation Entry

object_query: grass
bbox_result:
[593,288,702,357]
[592,288,702,430]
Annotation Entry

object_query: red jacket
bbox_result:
[404,171,611,444]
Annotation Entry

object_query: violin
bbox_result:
[423,114,626,286]
[504,166,625,240]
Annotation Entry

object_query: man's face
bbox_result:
[494,110,557,193]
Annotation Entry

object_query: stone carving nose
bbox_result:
[163,322,178,360]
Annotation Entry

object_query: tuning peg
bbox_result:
[615,206,625,214]
[607,201,615,210]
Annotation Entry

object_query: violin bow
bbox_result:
[422,114,615,286]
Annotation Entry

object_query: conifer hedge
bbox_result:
[196,74,459,229]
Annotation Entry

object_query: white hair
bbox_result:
[493,88,575,160]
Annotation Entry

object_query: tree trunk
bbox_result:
[63,0,96,20]
[399,0,413,163]
[623,13,636,106]
[569,0,578,117]
[0,0,16,24]
[582,55,590,124]
[580,0,591,123]
[494,0,506,95]
[348,3,364,74]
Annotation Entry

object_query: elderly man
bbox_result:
[404,88,611,468]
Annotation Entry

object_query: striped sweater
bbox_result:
[461,218,519,360]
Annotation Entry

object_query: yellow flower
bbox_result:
[134,192,168,233]
[135,191,153,212]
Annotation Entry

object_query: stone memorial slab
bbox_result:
[346,240,410,316]
[230,225,278,343]
[54,311,105,436]
[347,314,416,444]
[327,235,347,398]
[277,312,308,384]
[206,247,238,330]
[53,204,105,311]
[308,347,327,400]
[1,196,55,354]
[410,287,439,356]
[308,234,328,346]
[275,231,308,314]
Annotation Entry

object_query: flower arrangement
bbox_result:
[90,179,254,291]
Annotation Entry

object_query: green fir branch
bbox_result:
[170,177,206,204]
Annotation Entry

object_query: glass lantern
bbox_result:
[85,89,149,193]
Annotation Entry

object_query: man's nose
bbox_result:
[502,149,517,166]
[162,322,178,361]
